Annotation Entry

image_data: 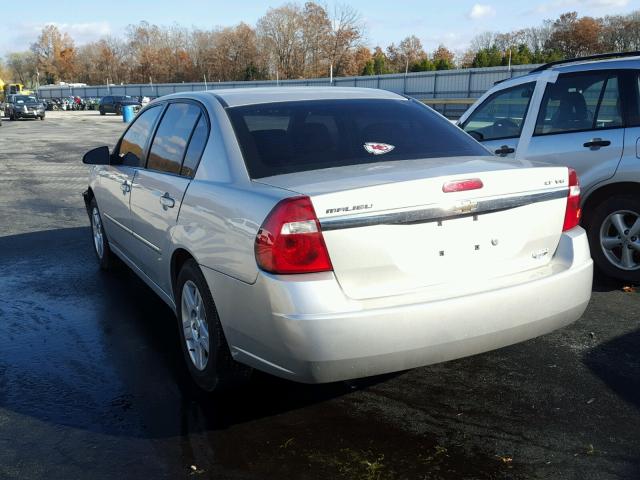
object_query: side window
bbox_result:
[181,115,209,177]
[534,72,622,135]
[462,82,535,141]
[147,103,201,175]
[118,106,162,167]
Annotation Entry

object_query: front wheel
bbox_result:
[176,259,251,391]
[89,198,115,270]
[99,107,105,116]
[587,194,640,283]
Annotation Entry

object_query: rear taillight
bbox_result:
[563,168,581,231]
[255,196,333,274]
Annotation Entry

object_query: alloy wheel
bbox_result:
[181,280,210,371]
[91,207,105,259]
[599,210,640,271]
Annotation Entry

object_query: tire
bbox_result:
[115,104,122,115]
[586,194,640,283]
[176,259,252,391]
[99,107,105,116]
[89,197,115,271]
[40,115,45,121]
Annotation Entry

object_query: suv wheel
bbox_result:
[99,106,105,116]
[587,194,640,283]
[176,259,252,391]
[115,104,122,115]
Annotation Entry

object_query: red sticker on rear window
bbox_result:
[364,142,395,155]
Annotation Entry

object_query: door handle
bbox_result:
[583,138,611,149]
[494,145,515,156]
[160,193,175,210]
[120,181,131,194]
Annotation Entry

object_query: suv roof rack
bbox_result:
[530,51,640,73]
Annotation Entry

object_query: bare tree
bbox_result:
[257,4,304,79]
[326,4,365,76]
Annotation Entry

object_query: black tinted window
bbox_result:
[227,99,489,178]
[118,106,162,167]
[181,115,209,177]
[148,103,201,174]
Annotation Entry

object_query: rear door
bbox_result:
[95,105,162,251]
[461,81,535,157]
[129,101,209,293]
[522,70,625,191]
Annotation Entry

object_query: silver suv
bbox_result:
[459,53,640,282]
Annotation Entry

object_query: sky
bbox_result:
[0,0,637,57]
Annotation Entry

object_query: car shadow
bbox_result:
[0,226,395,439]
[583,328,640,410]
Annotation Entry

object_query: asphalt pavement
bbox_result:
[0,111,639,480]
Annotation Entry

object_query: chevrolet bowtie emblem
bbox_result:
[454,200,479,214]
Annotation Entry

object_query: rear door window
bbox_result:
[461,82,535,142]
[147,103,201,175]
[534,72,623,135]
[118,105,162,167]
[227,99,490,178]
[181,115,209,177]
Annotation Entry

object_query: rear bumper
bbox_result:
[204,227,593,383]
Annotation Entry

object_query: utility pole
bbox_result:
[204,73,207,91]
[330,63,333,85]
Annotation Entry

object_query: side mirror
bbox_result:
[82,145,111,165]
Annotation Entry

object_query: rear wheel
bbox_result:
[176,259,251,391]
[587,195,640,283]
[99,107,105,116]
[115,104,122,115]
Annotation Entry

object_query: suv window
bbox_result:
[101,96,111,104]
[462,82,535,142]
[534,72,622,135]
[118,106,162,167]
[147,103,201,175]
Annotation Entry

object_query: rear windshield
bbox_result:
[226,99,490,178]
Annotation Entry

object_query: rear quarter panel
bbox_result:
[174,181,290,284]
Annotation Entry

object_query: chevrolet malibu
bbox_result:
[82,88,593,391]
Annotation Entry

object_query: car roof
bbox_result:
[161,87,405,108]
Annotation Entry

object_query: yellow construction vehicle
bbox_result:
[0,81,32,103]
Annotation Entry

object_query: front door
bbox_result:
[96,105,163,253]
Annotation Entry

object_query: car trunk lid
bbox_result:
[256,157,570,300]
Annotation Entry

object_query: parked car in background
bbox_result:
[99,95,141,115]
[459,52,640,282]
[82,88,592,391]
[5,94,45,120]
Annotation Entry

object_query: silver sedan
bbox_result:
[82,88,593,391]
